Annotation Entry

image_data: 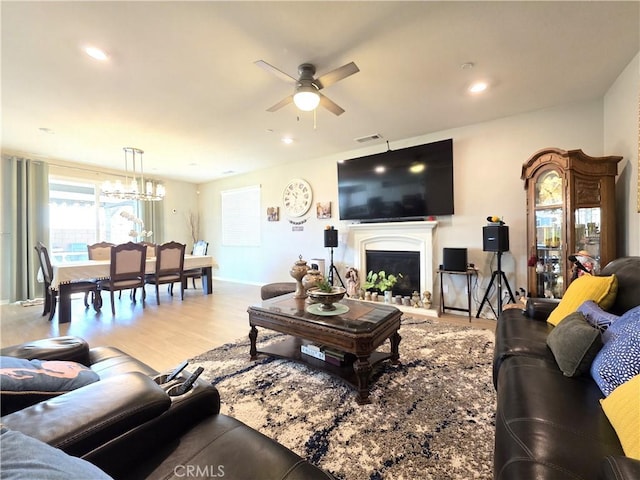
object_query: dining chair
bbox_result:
[34,241,100,321]
[85,241,115,306]
[183,240,208,289]
[98,242,147,315]
[140,241,156,258]
[145,241,186,305]
[87,241,114,261]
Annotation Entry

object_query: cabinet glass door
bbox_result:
[574,207,601,274]
[534,170,564,298]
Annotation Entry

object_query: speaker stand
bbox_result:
[476,251,516,318]
[327,247,345,288]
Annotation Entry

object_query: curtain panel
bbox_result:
[141,198,164,245]
[1,156,49,302]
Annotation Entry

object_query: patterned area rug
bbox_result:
[189,317,496,480]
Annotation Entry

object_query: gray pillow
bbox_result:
[547,312,603,377]
[0,426,112,479]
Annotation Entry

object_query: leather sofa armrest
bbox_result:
[525,297,560,321]
[599,456,640,480]
[1,372,171,458]
[0,336,91,365]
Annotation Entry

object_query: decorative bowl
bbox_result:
[307,286,347,311]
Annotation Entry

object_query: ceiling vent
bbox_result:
[354,133,383,143]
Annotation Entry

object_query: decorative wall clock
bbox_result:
[282,178,313,217]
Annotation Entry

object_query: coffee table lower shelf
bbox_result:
[253,336,394,403]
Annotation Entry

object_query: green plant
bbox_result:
[316,278,334,293]
[363,270,402,292]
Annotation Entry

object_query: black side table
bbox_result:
[438,268,478,322]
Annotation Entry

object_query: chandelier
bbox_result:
[101,147,165,201]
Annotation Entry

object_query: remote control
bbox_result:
[174,366,204,395]
[166,360,189,383]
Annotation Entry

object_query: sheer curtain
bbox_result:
[141,196,164,246]
[1,156,49,302]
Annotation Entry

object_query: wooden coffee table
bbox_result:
[248,293,402,404]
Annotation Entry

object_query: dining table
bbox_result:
[51,255,218,323]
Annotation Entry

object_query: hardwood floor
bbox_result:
[0,280,496,371]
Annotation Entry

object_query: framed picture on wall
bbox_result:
[267,206,279,222]
[316,202,331,219]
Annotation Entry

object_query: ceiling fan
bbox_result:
[255,60,359,116]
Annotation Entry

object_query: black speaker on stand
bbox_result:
[324,227,345,288]
[477,224,515,317]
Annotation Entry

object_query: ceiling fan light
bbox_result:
[293,85,320,111]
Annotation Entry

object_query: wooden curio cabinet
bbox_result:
[521,148,621,298]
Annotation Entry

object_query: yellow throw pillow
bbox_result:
[601,374,640,460]
[547,274,618,326]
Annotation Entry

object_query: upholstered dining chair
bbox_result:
[98,242,147,315]
[87,241,114,261]
[34,242,100,321]
[140,241,156,258]
[183,240,208,289]
[85,241,115,306]
[145,241,186,305]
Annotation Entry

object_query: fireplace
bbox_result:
[365,250,420,297]
[348,221,438,315]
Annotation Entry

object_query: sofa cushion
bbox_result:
[0,427,112,480]
[547,274,618,326]
[546,312,602,377]
[0,356,100,415]
[578,300,620,333]
[494,355,623,480]
[601,374,640,460]
[599,257,640,316]
[109,414,334,480]
[492,308,556,388]
[591,306,640,396]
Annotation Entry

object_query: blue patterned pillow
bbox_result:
[577,300,619,337]
[590,306,640,396]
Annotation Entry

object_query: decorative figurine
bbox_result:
[345,267,360,298]
[422,291,432,309]
[411,291,421,307]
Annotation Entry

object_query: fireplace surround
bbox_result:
[348,221,438,316]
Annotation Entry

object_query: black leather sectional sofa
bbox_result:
[0,337,334,480]
[493,257,640,480]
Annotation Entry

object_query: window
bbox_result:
[49,179,139,262]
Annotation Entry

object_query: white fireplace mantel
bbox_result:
[348,221,438,316]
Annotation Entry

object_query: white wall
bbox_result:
[200,98,606,313]
[159,178,199,249]
[604,52,640,255]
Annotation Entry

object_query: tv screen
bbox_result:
[337,138,454,221]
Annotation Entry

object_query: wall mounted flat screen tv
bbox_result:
[337,138,454,222]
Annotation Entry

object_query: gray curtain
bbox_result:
[141,197,164,245]
[1,155,49,302]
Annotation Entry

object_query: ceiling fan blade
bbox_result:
[254,60,297,84]
[319,93,345,116]
[315,62,359,90]
[266,95,293,112]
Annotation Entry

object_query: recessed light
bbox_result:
[84,46,108,61]
[469,81,488,94]
[39,127,54,134]
[282,137,294,145]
